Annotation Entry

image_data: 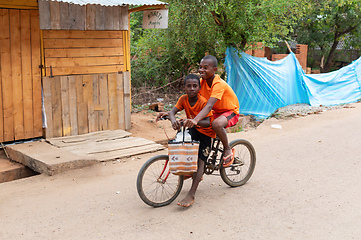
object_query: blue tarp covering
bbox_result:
[225,47,361,119]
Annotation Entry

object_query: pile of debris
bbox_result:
[271,103,353,119]
[227,103,356,133]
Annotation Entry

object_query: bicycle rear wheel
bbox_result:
[137,155,184,207]
[220,139,256,187]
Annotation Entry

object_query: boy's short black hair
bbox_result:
[202,55,218,68]
[184,74,200,86]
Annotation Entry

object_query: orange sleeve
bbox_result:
[175,95,186,111]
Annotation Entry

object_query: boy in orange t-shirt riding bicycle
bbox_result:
[157,74,216,207]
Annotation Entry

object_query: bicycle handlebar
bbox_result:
[160,115,170,121]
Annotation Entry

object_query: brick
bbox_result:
[272,54,288,61]
[296,44,308,71]
[253,42,265,57]
[265,47,272,60]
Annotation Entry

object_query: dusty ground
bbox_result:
[128,109,186,144]
[127,103,346,143]
[1,102,361,239]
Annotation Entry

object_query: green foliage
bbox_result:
[131,0,306,88]
[131,2,219,89]
[201,0,305,50]
[131,29,174,89]
[130,10,144,47]
[294,0,361,72]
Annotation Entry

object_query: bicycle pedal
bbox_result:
[233,158,241,164]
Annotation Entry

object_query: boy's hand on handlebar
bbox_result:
[156,112,169,122]
[171,119,182,130]
[183,119,197,128]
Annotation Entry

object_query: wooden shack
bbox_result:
[0,0,167,142]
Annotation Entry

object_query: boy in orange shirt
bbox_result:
[157,74,216,207]
[183,55,240,167]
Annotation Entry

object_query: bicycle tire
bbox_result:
[220,139,256,187]
[136,155,184,207]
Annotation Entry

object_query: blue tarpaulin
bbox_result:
[225,47,361,118]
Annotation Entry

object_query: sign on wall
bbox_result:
[142,9,168,29]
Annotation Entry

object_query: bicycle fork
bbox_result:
[157,160,171,184]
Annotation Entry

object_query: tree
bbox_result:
[131,0,306,88]
[203,0,305,50]
[294,0,361,72]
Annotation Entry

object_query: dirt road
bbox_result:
[1,103,361,240]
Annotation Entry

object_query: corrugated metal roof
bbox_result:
[49,0,167,6]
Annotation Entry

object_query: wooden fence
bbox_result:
[43,72,131,138]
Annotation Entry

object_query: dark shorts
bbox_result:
[213,111,239,128]
[189,127,212,162]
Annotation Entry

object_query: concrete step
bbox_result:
[3,130,164,177]
[0,149,38,183]
[5,140,99,176]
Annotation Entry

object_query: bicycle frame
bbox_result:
[204,138,224,174]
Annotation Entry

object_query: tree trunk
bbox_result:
[321,38,339,73]
[321,25,357,73]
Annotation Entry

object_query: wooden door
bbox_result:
[0,9,42,142]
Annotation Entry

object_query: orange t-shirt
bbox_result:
[200,74,239,115]
[175,94,216,138]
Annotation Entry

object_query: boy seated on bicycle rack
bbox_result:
[183,55,240,168]
[156,74,216,208]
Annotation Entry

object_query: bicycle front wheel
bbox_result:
[136,155,184,207]
[220,139,256,187]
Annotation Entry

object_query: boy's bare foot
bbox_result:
[223,148,235,167]
[177,194,195,207]
[223,148,232,158]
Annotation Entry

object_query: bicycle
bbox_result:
[136,119,256,207]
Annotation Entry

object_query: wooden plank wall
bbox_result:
[0,0,38,9]
[43,72,131,138]
[38,0,128,30]
[43,30,125,76]
[0,9,42,142]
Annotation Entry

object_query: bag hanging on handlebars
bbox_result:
[168,127,199,175]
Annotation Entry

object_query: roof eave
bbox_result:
[128,4,168,13]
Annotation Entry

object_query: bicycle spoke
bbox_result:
[137,155,184,206]
[220,139,256,187]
